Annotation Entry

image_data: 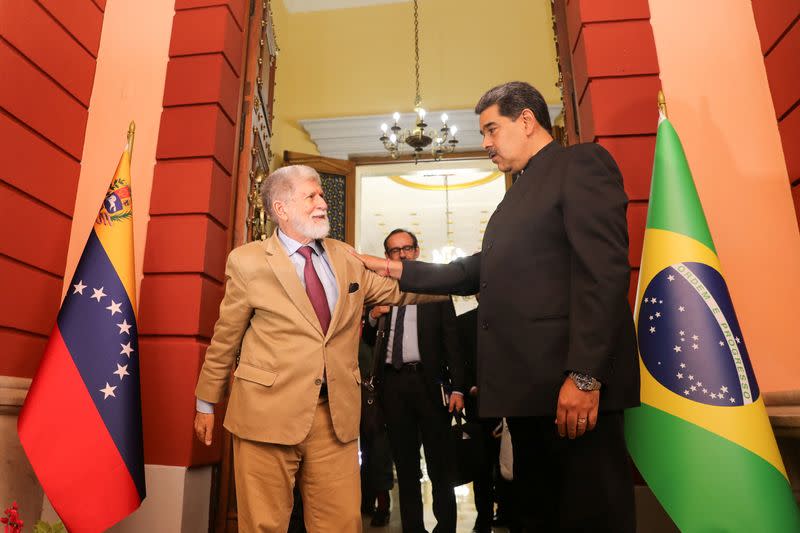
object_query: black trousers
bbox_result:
[506,412,635,533]
[360,422,394,498]
[382,365,456,533]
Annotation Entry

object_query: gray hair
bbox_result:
[475,81,552,134]
[261,165,322,220]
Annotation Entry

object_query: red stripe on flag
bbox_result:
[18,327,142,533]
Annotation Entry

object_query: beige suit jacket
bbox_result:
[195,232,440,445]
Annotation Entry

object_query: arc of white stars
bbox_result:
[100,382,117,399]
[73,280,86,294]
[120,342,134,358]
[106,300,122,316]
[114,363,129,380]
[117,319,132,335]
[91,287,107,302]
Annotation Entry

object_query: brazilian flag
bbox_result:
[624,110,800,531]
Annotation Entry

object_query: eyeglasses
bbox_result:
[387,245,417,256]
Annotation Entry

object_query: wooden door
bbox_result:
[283,151,356,245]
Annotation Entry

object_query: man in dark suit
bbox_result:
[365,229,465,533]
[356,82,640,532]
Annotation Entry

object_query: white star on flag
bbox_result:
[730,397,736,403]
[680,363,686,368]
[120,342,134,357]
[678,306,685,312]
[735,337,741,344]
[692,343,699,350]
[719,341,725,346]
[649,315,654,321]
[673,345,682,353]
[702,388,708,394]
[650,298,657,304]
[697,381,703,387]
[684,390,690,395]
[106,300,122,316]
[692,334,699,341]
[679,330,685,336]
[720,386,728,393]
[114,364,130,380]
[117,319,132,335]
[649,326,656,333]
[691,385,697,391]
[710,393,717,399]
[100,382,117,399]
[73,280,86,294]
[91,287,107,302]
[677,373,684,379]
[668,275,675,281]
[655,312,661,318]
[688,375,694,380]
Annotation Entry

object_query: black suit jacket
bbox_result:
[400,141,640,417]
[364,301,465,407]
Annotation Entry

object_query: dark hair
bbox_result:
[474,81,552,133]
[383,228,418,253]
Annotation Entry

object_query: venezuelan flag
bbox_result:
[18,130,145,533]
[624,107,800,530]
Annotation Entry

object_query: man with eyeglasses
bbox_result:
[364,228,465,533]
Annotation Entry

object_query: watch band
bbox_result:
[569,371,602,391]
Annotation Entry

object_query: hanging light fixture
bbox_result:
[379,0,458,162]
[430,173,467,263]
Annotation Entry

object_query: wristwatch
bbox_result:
[568,371,602,391]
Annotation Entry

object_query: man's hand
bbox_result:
[555,377,599,439]
[448,393,464,413]
[369,305,391,320]
[194,412,214,446]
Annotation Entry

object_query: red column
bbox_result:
[564,0,661,307]
[0,0,105,378]
[751,0,800,228]
[138,0,247,467]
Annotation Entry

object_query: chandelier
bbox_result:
[430,173,467,263]
[379,0,458,162]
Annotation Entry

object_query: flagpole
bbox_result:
[127,121,136,157]
[657,90,668,119]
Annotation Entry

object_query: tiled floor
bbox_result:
[362,480,511,533]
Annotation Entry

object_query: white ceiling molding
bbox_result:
[284,0,406,13]
[299,105,563,160]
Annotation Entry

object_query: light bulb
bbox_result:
[418,108,426,119]
[389,133,397,143]
[441,113,448,124]
[380,123,388,133]
[450,125,458,136]
[392,112,400,122]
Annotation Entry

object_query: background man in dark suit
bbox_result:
[365,229,465,533]
[356,82,640,532]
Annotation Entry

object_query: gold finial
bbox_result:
[657,90,668,118]
[127,121,136,156]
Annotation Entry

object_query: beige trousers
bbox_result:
[233,399,362,533]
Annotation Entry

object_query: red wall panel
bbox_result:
[779,105,800,184]
[143,215,228,282]
[0,0,104,378]
[139,275,224,337]
[174,0,247,30]
[565,0,650,50]
[0,0,97,105]
[163,54,240,122]
[578,75,661,141]
[751,0,799,54]
[0,183,71,275]
[764,20,800,119]
[597,136,656,201]
[169,6,243,76]
[156,104,236,173]
[37,0,104,57]
[149,158,231,226]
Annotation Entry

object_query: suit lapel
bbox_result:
[324,239,348,339]
[263,232,322,335]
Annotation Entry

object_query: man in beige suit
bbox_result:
[194,165,438,533]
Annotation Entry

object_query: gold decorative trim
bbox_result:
[388,171,503,191]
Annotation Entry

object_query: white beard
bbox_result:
[290,209,330,241]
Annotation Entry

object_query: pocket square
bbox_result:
[348,282,359,293]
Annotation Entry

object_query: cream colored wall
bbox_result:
[63,0,173,301]
[270,0,559,163]
[649,0,800,392]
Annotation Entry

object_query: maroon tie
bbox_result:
[297,246,331,334]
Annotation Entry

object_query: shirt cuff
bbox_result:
[451,390,464,397]
[368,314,378,327]
[196,398,214,414]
